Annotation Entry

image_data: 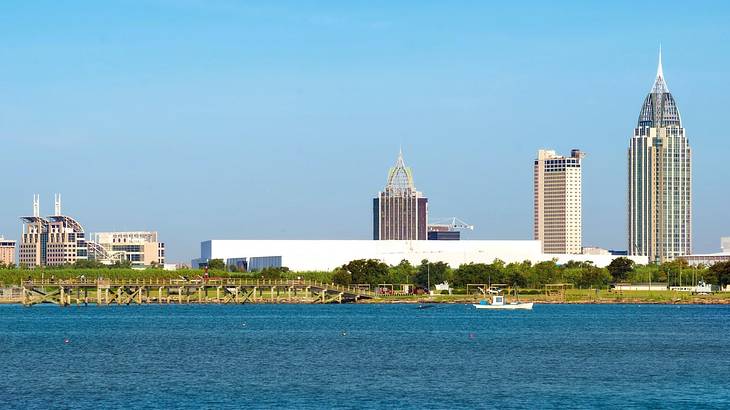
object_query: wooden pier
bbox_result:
[21,278,375,307]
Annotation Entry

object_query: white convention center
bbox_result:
[192,240,648,271]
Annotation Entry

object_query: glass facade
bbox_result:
[628,59,691,263]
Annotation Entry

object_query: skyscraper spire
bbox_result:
[387,149,415,192]
[651,46,669,93]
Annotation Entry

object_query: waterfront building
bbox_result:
[533,149,584,254]
[192,239,648,271]
[19,194,88,267]
[0,236,15,266]
[680,238,730,267]
[89,231,165,267]
[629,50,692,263]
[373,150,428,240]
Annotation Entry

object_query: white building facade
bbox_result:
[90,231,165,267]
[680,237,730,267]
[193,240,648,272]
[534,149,584,254]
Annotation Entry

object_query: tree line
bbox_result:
[4,257,729,290]
[315,258,730,289]
[207,256,730,289]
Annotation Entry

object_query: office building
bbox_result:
[628,50,692,263]
[0,236,15,266]
[534,149,584,254]
[19,194,88,267]
[373,150,428,240]
[89,231,165,267]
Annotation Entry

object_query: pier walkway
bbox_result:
[21,278,376,306]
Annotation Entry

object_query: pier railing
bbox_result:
[21,278,377,297]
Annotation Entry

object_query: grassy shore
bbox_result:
[4,287,730,305]
[407,289,730,304]
[3,268,729,305]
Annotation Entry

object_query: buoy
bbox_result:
[341,331,347,336]
[64,339,70,344]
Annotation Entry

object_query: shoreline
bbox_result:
[3,297,730,305]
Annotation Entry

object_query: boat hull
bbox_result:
[473,302,534,310]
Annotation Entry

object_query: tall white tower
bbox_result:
[534,149,584,254]
[628,49,692,263]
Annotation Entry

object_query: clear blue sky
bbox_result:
[1,1,728,263]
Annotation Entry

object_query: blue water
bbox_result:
[1,304,729,409]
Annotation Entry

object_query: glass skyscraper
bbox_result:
[628,50,691,263]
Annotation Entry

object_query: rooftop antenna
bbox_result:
[54,193,62,216]
[33,194,40,217]
[657,44,663,79]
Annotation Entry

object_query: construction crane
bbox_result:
[427,217,475,232]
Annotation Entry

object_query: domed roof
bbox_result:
[385,149,416,194]
[637,49,682,128]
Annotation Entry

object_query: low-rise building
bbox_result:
[90,231,165,267]
[0,236,16,266]
[614,283,669,291]
[192,239,649,272]
[679,238,730,267]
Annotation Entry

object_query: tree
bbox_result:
[339,259,389,285]
[576,266,612,288]
[332,268,352,286]
[452,263,489,287]
[530,260,560,288]
[606,257,635,282]
[708,261,730,287]
[630,264,659,284]
[207,259,225,270]
[414,260,450,289]
[111,260,133,269]
[260,266,289,279]
[503,261,531,288]
[388,260,416,285]
[74,259,107,269]
[659,259,689,286]
[563,260,593,269]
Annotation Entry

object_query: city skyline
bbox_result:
[0,2,728,262]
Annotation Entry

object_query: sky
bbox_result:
[1,1,728,263]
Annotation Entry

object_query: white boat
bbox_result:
[473,295,534,310]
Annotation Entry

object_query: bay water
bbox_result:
[1,304,729,409]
